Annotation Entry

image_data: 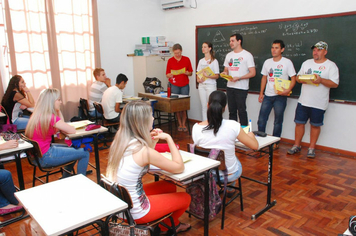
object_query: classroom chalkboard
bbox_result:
[196,12,356,103]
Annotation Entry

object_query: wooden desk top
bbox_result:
[138,92,190,113]
[15,175,127,236]
[151,150,220,182]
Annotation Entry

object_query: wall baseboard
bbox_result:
[188,119,356,158]
[280,138,356,158]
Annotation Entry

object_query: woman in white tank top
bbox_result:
[106,101,192,234]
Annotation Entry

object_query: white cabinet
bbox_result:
[132,55,170,95]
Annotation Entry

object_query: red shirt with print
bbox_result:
[166,56,193,87]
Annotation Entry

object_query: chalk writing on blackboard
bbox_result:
[213,30,225,42]
[278,22,318,36]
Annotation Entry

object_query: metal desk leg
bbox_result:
[168,113,173,136]
[93,135,101,183]
[204,171,209,236]
[186,110,191,136]
[251,144,277,220]
[15,153,25,190]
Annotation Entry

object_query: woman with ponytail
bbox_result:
[192,90,258,183]
[197,42,220,121]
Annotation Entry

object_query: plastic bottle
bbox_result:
[167,82,171,98]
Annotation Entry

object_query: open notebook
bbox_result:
[150,152,191,170]
[69,120,94,129]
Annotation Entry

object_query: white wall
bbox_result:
[97,0,356,153]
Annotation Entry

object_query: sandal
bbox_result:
[178,126,183,132]
[182,126,188,132]
[160,222,191,235]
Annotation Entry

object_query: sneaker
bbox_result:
[307,148,316,159]
[287,145,301,155]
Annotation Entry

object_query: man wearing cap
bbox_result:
[287,41,339,158]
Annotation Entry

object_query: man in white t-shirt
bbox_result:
[257,40,296,149]
[287,41,339,158]
[101,73,128,123]
[88,68,111,117]
[221,33,256,126]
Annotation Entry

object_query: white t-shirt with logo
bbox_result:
[223,49,255,90]
[261,57,296,97]
[297,59,339,110]
[197,58,220,85]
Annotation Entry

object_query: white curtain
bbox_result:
[0,0,99,120]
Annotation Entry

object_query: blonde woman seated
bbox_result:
[106,101,191,234]
[25,89,89,177]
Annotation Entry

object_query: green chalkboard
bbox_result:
[196,12,356,103]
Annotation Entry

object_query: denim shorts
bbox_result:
[171,84,189,95]
[294,103,325,127]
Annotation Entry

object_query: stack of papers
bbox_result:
[69,120,94,129]
[196,67,215,81]
[299,74,319,86]
[171,68,186,75]
[274,78,292,95]
[220,74,233,81]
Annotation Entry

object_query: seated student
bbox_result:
[106,101,191,234]
[1,75,35,130]
[101,73,128,123]
[25,88,89,177]
[88,68,111,118]
[0,139,23,215]
[192,90,258,185]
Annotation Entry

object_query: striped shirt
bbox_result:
[88,81,108,111]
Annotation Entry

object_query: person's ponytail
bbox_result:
[203,90,226,135]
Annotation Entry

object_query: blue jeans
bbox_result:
[171,84,189,95]
[214,161,242,183]
[257,95,287,138]
[0,169,19,208]
[40,144,90,177]
[13,116,30,130]
[88,110,102,118]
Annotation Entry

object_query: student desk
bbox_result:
[0,140,33,190]
[138,92,191,135]
[15,174,127,236]
[150,150,220,236]
[65,121,108,184]
[235,135,280,220]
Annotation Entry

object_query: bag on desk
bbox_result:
[0,105,17,133]
[143,77,163,94]
[186,171,222,221]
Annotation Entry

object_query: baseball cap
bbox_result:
[311,41,328,50]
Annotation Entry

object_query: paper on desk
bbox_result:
[149,152,191,170]
[69,120,94,129]
[161,152,192,163]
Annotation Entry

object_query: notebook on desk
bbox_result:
[69,120,94,129]
[150,152,192,170]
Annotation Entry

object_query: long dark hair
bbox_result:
[203,90,226,135]
[1,75,25,106]
[203,42,215,63]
